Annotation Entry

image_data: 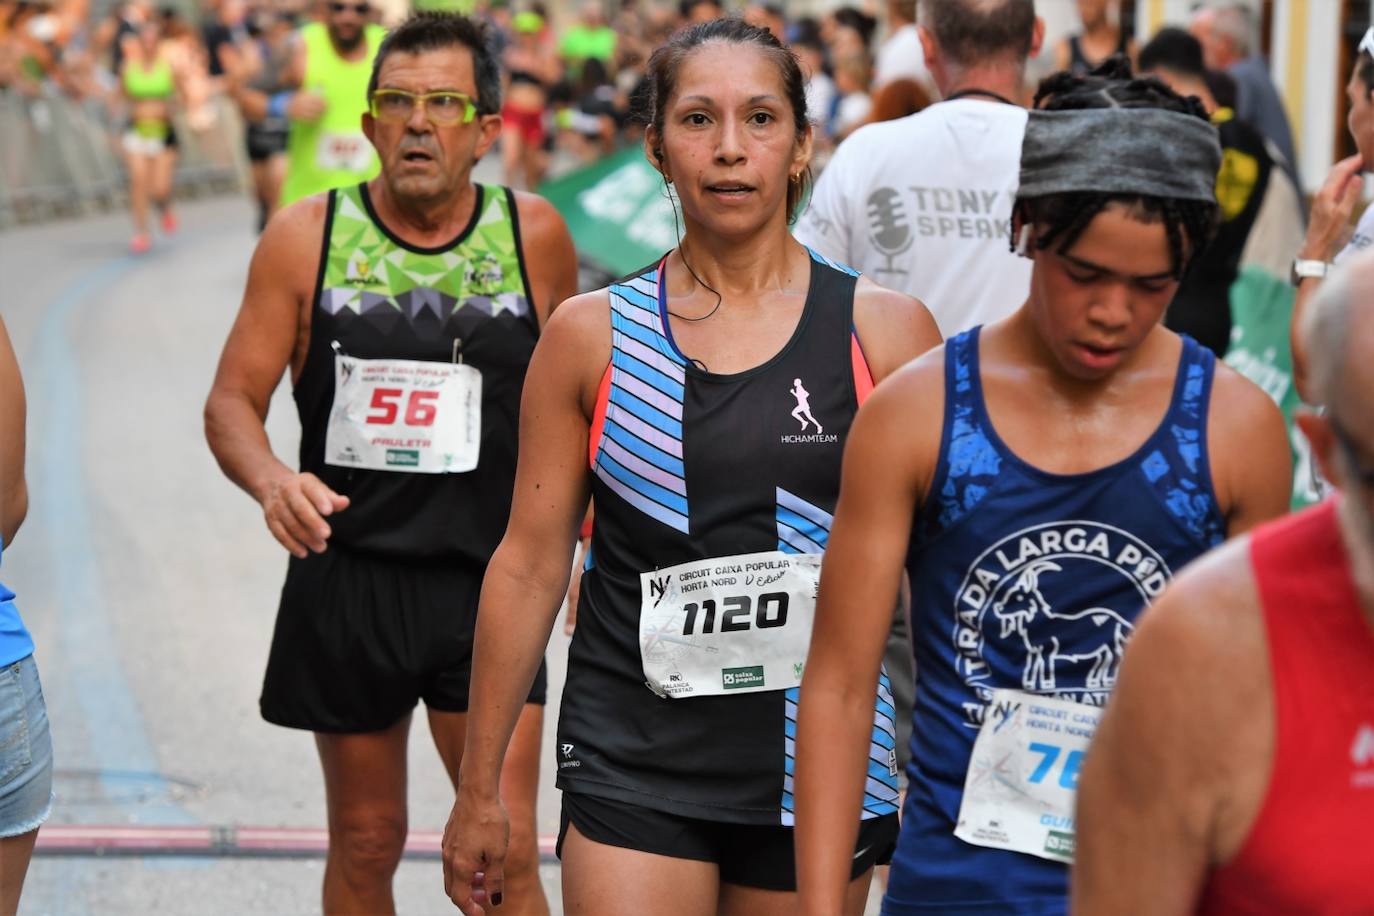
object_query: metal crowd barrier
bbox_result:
[0,86,248,230]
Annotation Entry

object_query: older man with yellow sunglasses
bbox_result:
[205,12,578,915]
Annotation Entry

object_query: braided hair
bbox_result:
[1015,56,1219,279]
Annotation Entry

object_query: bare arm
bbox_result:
[796,355,944,915]
[203,198,348,557]
[1207,365,1292,536]
[1073,542,1268,914]
[0,318,27,547]
[513,191,579,328]
[443,292,608,916]
[1293,155,1364,404]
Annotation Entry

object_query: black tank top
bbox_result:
[556,250,901,825]
[293,183,538,562]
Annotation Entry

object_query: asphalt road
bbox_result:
[0,182,884,915]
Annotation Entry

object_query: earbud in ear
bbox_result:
[1015,224,1032,258]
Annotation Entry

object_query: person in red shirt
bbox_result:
[1072,248,1374,912]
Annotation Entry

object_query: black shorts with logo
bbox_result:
[260,544,547,733]
[557,791,897,891]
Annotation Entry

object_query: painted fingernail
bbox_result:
[492,892,503,906]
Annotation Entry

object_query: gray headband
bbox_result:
[1017,108,1222,203]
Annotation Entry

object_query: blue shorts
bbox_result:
[0,655,53,837]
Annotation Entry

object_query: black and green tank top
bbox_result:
[295,182,538,562]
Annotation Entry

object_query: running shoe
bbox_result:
[161,210,178,235]
[130,233,152,254]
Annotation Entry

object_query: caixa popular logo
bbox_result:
[953,521,1172,727]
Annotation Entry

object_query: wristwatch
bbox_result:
[1291,258,1332,286]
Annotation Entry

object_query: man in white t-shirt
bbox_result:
[795,0,1042,337]
[1291,26,1374,406]
[873,0,929,90]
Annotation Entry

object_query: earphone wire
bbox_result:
[662,177,718,372]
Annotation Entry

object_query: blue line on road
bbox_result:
[32,253,197,828]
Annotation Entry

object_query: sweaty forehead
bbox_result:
[672,42,786,104]
[377,47,477,93]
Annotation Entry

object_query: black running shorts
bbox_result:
[557,791,897,891]
[260,545,547,733]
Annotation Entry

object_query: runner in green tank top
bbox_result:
[120,19,184,254]
[278,2,386,206]
[206,14,578,914]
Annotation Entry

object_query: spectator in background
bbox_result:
[1139,29,1304,359]
[559,1,615,78]
[826,6,876,59]
[1054,0,1134,76]
[1192,1,1298,181]
[743,2,785,44]
[832,51,871,140]
[792,25,836,139]
[1143,28,1318,508]
[501,9,558,189]
[679,0,722,25]
[873,0,928,91]
[867,75,930,123]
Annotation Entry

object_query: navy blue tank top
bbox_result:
[557,250,901,825]
[885,327,1225,914]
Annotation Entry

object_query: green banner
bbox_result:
[538,147,680,278]
[1225,264,1321,510]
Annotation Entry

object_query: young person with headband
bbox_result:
[794,61,1291,915]
[441,18,941,916]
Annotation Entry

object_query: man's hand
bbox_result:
[287,91,326,122]
[1302,154,1365,261]
[442,788,510,915]
[259,472,349,557]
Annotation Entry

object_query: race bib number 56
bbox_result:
[639,551,821,699]
[325,353,481,474]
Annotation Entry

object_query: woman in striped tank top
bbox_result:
[442,18,941,916]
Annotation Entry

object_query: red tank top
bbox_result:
[1199,499,1374,914]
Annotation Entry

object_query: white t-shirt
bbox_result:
[834,93,873,137]
[794,100,1031,337]
[873,23,928,89]
[805,72,837,130]
[1334,203,1374,265]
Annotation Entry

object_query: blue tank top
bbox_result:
[885,328,1225,915]
[0,538,34,669]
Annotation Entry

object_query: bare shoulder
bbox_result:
[541,287,612,351]
[1114,535,1272,842]
[1132,537,1264,666]
[510,189,571,245]
[242,193,330,309]
[1206,359,1292,522]
[259,193,330,267]
[852,275,942,382]
[1208,360,1286,435]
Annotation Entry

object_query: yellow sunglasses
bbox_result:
[369,89,477,126]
